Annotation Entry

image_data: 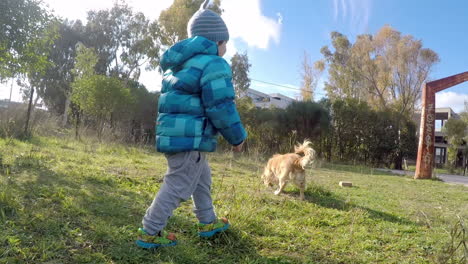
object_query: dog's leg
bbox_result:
[274,177,287,196]
[299,184,305,201]
[262,169,274,188]
[293,172,306,201]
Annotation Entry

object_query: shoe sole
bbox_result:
[198,223,230,238]
[135,240,177,249]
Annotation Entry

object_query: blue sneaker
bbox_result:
[198,217,230,238]
[136,228,177,249]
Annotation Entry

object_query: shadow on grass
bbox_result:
[6,161,334,263]
[283,185,415,226]
[127,222,304,264]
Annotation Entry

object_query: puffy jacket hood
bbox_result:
[160,36,218,72]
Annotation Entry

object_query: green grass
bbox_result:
[1,136,467,263]
[407,165,467,177]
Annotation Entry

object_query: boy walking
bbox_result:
[136,0,247,249]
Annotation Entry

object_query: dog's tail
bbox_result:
[294,139,316,169]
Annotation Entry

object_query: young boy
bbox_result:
[136,0,247,249]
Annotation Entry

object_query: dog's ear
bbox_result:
[294,146,304,157]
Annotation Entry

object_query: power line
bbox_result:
[149,77,328,96]
[251,79,300,91]
[250,78,327,96]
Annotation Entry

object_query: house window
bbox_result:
[435,147,446,164]
[254,96,270,102]
[435,120,443,132]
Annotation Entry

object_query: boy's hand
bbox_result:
[232,141,244,152]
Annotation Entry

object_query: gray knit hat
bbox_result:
[187,0,229,43]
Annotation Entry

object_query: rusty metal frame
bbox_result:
[414,71,468,179]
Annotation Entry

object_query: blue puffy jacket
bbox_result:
[156,36,247,153]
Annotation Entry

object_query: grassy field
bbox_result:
[406,165,467,177]
[0,136,467,263]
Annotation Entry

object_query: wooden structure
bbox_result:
[415,71,468,179]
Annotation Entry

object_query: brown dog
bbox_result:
[261,140,316,200]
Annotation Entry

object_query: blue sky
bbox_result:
[239,0,468,111]
[1,0,467,112]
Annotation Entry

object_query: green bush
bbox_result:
[234,97,416,168]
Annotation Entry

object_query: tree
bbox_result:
[280,101,328,141]
[72,43,99,79]
[461,102,468,175]
[85,1,160,79]
[320,26,437,169]
[127,80,159,143]
[299,51,324,101]
[0,0,53,80]
[320,25,439,116]
[20,22,58,136]
[34,20,85,126]
[230,52,251,97]
[443,118,467,170]
[85,1,159,132]
[0,0,57,137]
[320,32,362,101]
[313,98,416,167]
[460,101,468,125]
[70,43,98,138]
[72,75,133,140]
[71,43,134,140]
[158,0,222,46]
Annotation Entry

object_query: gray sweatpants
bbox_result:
[142,151,216,235]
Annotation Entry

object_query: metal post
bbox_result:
[415,84,435,179]
[414,72,468,179]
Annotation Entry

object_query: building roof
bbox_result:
[245,88,269,97]
[268,93,295,101]
[414,107,460,121]
[245,89,295,101]
[415,107,458,115]
[243,88,296,109]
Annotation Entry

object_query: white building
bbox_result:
[413,107,467,167]
[243,88,295,109]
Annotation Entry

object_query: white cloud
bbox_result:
[42,0,173,22]
[333,0,371,34]
[340,0,347,20]
[333,0,338,21]
[12,0,281,93]
[221,0,282,49]
[43,0,284,50]
[124,0,174,20]
[38,0,175,93]
[436,91,468,113]
[277,13,283,25]
[224,40,239,61]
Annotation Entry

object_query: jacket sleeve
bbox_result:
[200,57,247,146]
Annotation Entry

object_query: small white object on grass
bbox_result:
[339,181,353,187]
